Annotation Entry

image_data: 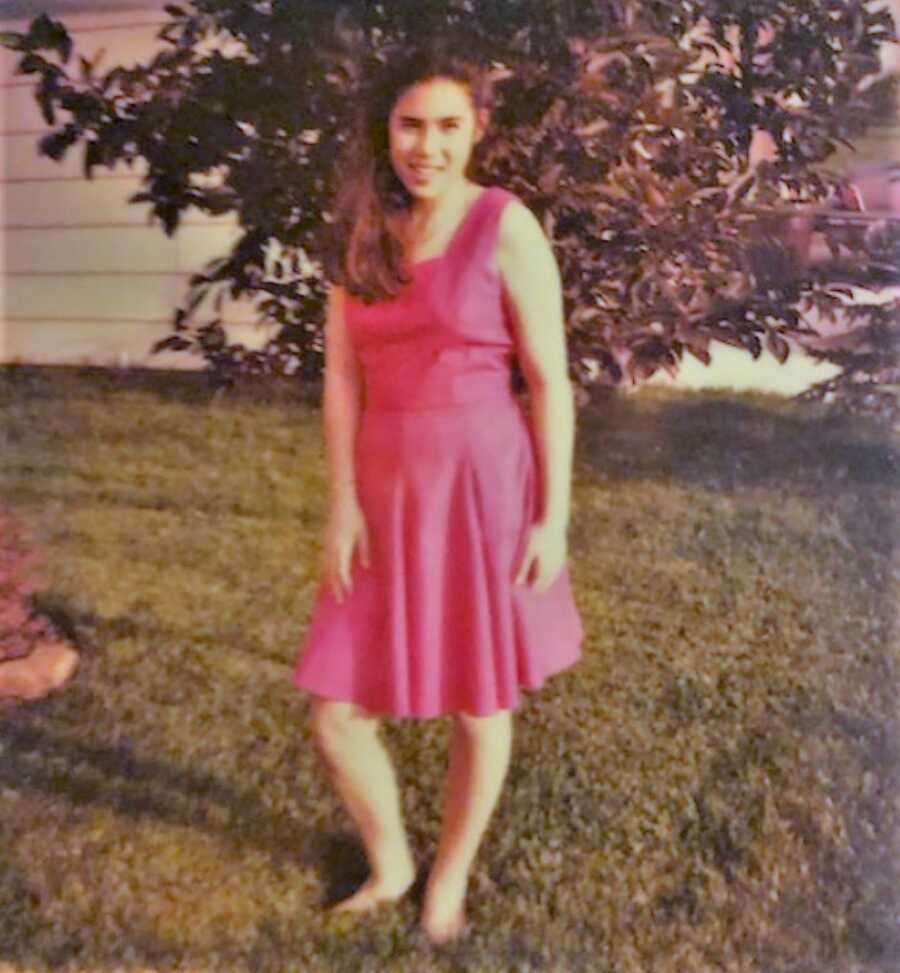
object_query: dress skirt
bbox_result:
[291,388,584,719]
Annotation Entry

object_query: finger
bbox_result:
[329,560,344,602]
[514,550,533,586]
[359,527,372,569]
[328,569,343,603]
[340,547,353,595]
[513,555,525,585]
[326,550,344,601]
[533,563,560,594]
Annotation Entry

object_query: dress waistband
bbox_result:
[364,370,517,412]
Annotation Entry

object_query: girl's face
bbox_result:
[387,76,485,200]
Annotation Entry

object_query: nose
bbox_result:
[417,123,442,155]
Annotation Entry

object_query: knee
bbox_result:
[452,707,513,740]
[309,697,377,749]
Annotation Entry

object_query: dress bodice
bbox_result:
[343,185,519,411]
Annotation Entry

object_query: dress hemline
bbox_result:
[290,638,583,720]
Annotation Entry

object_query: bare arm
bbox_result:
[319,283,372,600]
[496,200,576,533]
[322,283,364,508]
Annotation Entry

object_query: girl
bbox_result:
[292,38,584,945]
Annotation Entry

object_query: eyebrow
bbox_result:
[396,114,463,122]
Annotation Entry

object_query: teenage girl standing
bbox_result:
[292,39,584,944]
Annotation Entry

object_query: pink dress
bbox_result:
[291,185,583,718]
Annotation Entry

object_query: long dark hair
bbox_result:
[324,38,496,304]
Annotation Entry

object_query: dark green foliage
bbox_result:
[1,2,898,414]
[0,365,897,971]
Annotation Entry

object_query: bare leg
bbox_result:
[421,708,513,943]
[309,697,416,912]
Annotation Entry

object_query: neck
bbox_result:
[408,181,471,224]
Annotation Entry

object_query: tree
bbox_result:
[2,0,897,415]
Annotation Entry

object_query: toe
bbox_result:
[329,875,414,914]
[422,906,467,944]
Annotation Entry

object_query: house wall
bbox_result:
[0,4,277,370]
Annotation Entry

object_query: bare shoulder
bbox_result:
[327,281,347,301]
[496,196,555,281]
[326,281,347,312]
[497,196,544,245]
[324,282,350,334]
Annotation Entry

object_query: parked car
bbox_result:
[786,160,900,284]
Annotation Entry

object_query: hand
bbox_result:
[513,519,568,594]
[322,493,371,603]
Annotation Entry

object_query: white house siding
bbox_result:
[0,4,277,370]
[0,3,896,394]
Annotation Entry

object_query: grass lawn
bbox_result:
[0,365,897,973]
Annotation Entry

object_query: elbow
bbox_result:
[326,361,363,394]
[324,366,364,413]
[522,365,573,397]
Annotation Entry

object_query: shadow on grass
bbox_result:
[0,711,428,969]
[1,586,389,941]
[5,364,897,495]
[579,391,900,494]
[0,711,373,901]
[0,363,322,409]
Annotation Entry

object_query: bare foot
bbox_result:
[329,853,416,914]
[420,872,469,944]
[422,904,467,944]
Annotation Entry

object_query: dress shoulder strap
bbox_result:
[453,185,519,271]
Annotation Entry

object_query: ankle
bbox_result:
[426,861,470,893]
[372,840,415,878]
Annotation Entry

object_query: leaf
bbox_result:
[742,332,762,359]
[28,13,71,62]
[16,52,46,76]
[687,343,712,366]
[766,331,790,364]
[83,140,105,179]
[37,84,56,125]
[151,333,192,352]
[0,32,26,51]
[539,162,564,193]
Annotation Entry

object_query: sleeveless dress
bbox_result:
[291,185,584,718]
